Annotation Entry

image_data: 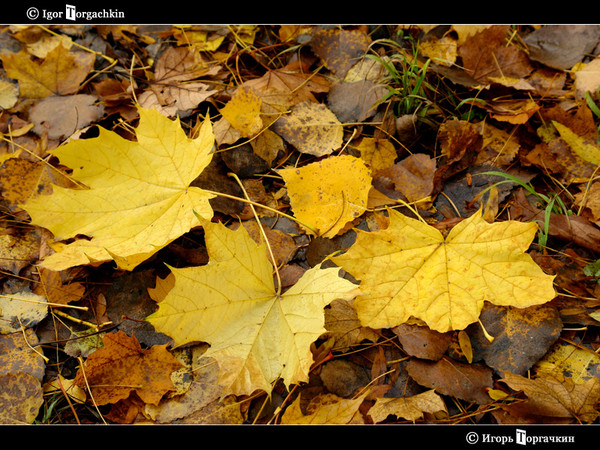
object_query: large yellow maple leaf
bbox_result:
[22,108,215,271]
[147,219,358,397]
[332,209,556,333]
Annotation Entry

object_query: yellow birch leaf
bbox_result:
[279,155,372,238]
[352,137,397,171]
[1,43,94,99]
[553,120,600,166]
[332,208,556,333]
[220,87,263,138]
[147,220,359,397]
[22,107,215,271]
[368,389,447,423]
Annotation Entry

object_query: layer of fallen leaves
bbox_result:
[2,24,600,425]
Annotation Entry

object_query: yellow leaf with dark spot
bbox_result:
[272,100,343,157]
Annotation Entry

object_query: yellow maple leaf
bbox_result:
[332,208,556,333]
[146,219,358,397]
[22,108,215,271]
[279,155,372,238]
[1,43,94,98]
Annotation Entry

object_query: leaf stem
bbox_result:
[201,188,318,234]
[227,172,282,295]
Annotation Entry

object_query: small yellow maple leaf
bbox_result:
[147,219,358,397]
[332,208,556,333]
[22,107,215,271]
[279,155,372,238]
[1,43,94,98]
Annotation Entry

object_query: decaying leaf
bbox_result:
[0,291,48,334]
[467,303,562,375]
[332,208,556,332]
[0,372,44,424]
[279,154,372,238]
[309,28,371,77]
[147,219,358,397]
[22,107,215,271]
[271,100,343,157]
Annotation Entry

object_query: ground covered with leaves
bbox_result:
[2,24,600,425]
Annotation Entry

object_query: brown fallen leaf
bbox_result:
[32,267,85,306]
[324,299,379,353]
[368,389,448,423]
[511,188,600,254]
[280,390,368,424]
[327,80,387,123]
[73,330,183,406]
[522,25,600,71]
[372,153,436,204]
[406,356,494,405]
[392,323,451,361]
[501,371,600,423]
[0,328,46,382]
[29,94,105,140]
[458,25,533,84]
[137,46,219,117]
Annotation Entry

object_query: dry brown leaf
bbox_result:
[324,299,379,352]
[406,356,494,405]
[368,389,447,423]
[392,323,451,361]
[327,80,387,123]
[29,94,105,140]
[280,390,368,424]
[73,330,182,406]
[137,46,218,117]
[501,371,600,423]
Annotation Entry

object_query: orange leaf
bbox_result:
[73,331,182,406]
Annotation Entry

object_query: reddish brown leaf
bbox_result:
[73,330,182,406]
[406,356,494,405]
